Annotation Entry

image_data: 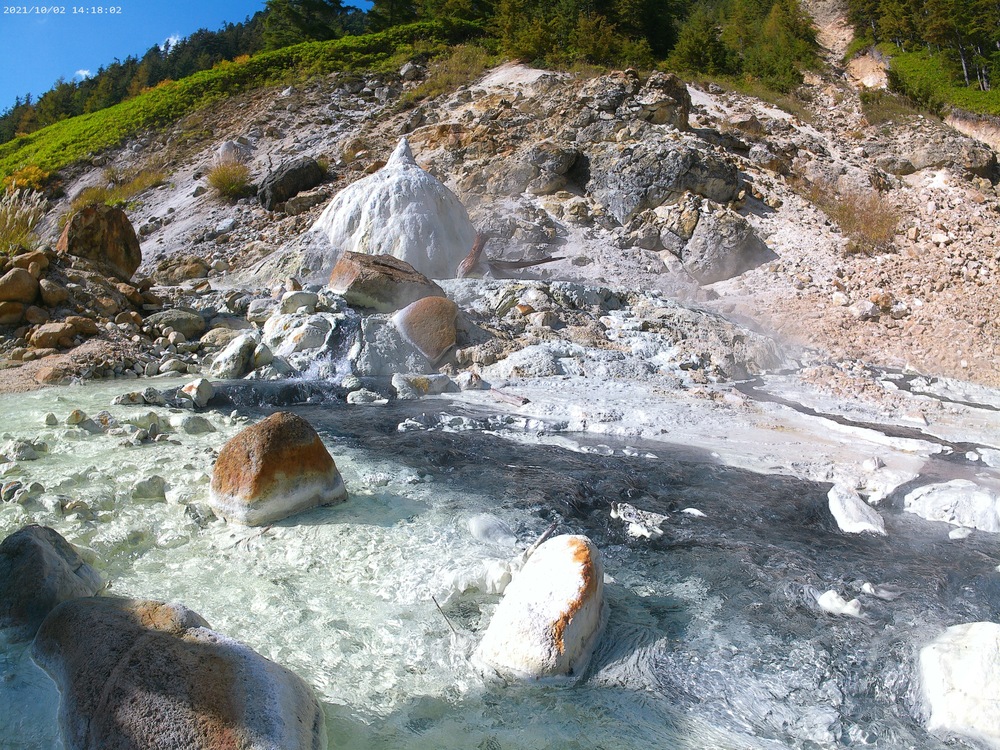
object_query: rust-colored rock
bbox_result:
[56,203,142,282]
[0,267,39,304]
[65,316,99,336]
[328,252,445,313]
[34,365,72,385]
[392,296,459,366]
[210,412,347,526]
[31,597,327,750]
[24,306,49,325]
[11,250,49,277]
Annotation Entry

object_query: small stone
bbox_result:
[43,413,58,426]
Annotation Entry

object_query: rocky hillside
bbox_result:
[6,11,1000,393]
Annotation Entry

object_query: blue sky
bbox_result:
[0,1,269,111]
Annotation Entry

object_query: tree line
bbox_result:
[1,0,826,147]
[847,0,1000,90]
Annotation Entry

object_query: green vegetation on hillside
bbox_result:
[846,0,1000,115]
[0,20,480,181]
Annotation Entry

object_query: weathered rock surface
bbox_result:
[328,252,445,312]
[32,597,327,750]
[0,267,39,304]
[681,209,776,284]
[904,479,1000,533]
[210,411,347,525]
[309,138,476,278]
[828,484,886,535]
[56,203,142,282]
[920,621,1000,746]
[258,156,325,211]
[145,309,206,339]
[475,534,606,680]
[0,525,103,641]
[392,295,459,366]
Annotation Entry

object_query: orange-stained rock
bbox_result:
[0,267,39,304]
[29,322,76,349]
[32,597,327,750]
[210,412,347,526]
[35,365,71,385]
[0,301,24,326]
[56,203,141,282]
[474,534,607,680]
[392,296,459,366]
[328,252,445,313]
[11,250,49,277]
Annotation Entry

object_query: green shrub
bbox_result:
[0,189,46,255]
[69,163,166,216]
[207,159,253,201]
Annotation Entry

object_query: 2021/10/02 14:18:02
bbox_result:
[2,6,122,12]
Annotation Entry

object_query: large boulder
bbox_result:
[0,267,39,304]
[392,296,459,366]
[210,412,347,526]
[309,138,476,279]
[56,203,142,282]
[634,71,689,128]
[474,534,607,680]
[328,252,445,313]
[258,156,326,212]
[681,209,777,284]
[145,309,207,339]
[0,525,103,641]
[904,479,1000,533]
[209,332,260,379]
[584,137,740,225]
[32,597,327,750]
[920,621,1000,745]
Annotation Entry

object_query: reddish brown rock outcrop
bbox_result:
[56,203,142,282]
[209,412,347,526]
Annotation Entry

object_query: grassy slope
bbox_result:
[0,19,480,181]
[879,45,1000,117]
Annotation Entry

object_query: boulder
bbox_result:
[145,309,206,339]
[178,377,215,409]
[0,267,39,303]
[0,525,103,641]
[392,296,459,366]
[208,332,259,379]
[682,208,776,284]
[827,484,886,535]
[309,138,476,278]
[56,203,141,282]
[920,622,1000,745]
[328,252,445,313]
[474,534,607,680]
[258,156,325,212]
[209,412,347,526]
[0,301,24,326]
[904,479,1000,532]
[584,137,740,225]
[31,597,327,750]
[29,321,76,349]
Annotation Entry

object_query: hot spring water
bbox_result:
[0,379,997,749]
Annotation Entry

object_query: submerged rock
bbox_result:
[474,534,607,680]
[920,621,1000,746]
[32,597,327,750]
[0,525,103,641]
[210,412,346,525]
[310,138,476,278]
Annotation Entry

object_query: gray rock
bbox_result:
[132,475,167,501]
[585,137,740,224]
[682,209,776,284]
[209,333,259,379]
[31,597,326,750]
[145,310,206,340]
[0,525,103,641]
[258,156,325,212]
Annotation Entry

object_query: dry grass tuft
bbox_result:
[0,189,47,255]
[207,158,253,201]
[798,178,901,255]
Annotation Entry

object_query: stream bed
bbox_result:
[1,377,999,749]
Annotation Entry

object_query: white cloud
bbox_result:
[160,35,181,52]
[74,69,91,80]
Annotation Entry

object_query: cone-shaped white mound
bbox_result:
[311,138,476,279]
